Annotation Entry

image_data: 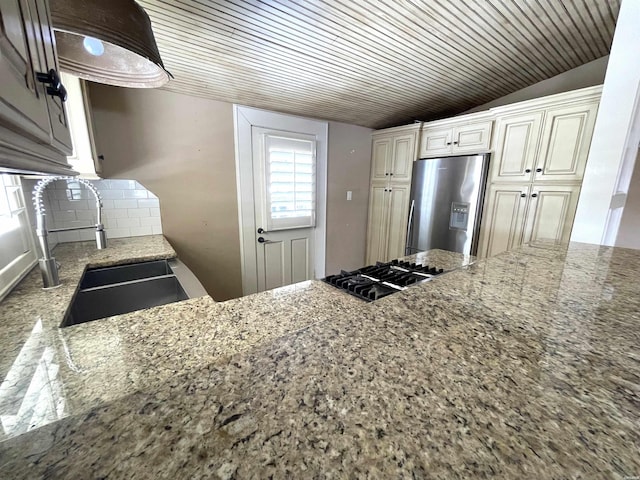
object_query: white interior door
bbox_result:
[234,106,328,295]
[252,128,315,291]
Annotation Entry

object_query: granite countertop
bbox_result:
[0,239,639,478]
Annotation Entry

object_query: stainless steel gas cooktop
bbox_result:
[322,259,445,301]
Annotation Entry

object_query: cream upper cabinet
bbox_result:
[478,183,530,258]
[534,102,598,182]
[490,111,544,183]
[371,138,391,181]
[33,0,72,153]
[523,184,581,245]
[371,130,417,184]
[419,126,452,157]
[0,0,51,143]
[419,120,492,158]
[0,0,73,175]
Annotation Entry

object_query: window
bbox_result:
[260,133,316,231]
[0,175,37,300]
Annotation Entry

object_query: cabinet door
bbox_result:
[371,137,391,182]
[490,112,543,183]
[418,126,451,158]
[452,121,492,154]
[365,183,389,265]
[390,133,415,182]
[0,0,51,143]
[534,102,598,182]
[32,0,72,154]
[385,183,411,261]
[478,183,530,258]
[523,185,580,245]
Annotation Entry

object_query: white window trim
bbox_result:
[0,175,38,301]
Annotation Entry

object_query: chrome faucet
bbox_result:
[32,176,107,288]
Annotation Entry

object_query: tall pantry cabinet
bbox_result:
[365,124,419,264]
[477,87,601,258]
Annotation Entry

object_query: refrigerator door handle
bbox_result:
[405,199,415,256]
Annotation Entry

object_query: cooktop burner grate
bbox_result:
[323,259,445,302]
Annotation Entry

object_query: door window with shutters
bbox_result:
[0,174,37,300]
[258,132,316,231]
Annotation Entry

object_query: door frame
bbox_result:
[233,105,328,295]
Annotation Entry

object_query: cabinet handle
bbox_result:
[389,188,392,192]
[531,193,538,198]
[520,193,526,198]
[385,173,389,176]
[36,69,67,102]
[525,169,531,173]
[389,173,394,176]
[446,142,452,145]
[536,168,542,173]
[453,141,458,145]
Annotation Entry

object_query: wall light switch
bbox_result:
[346,190,352,201]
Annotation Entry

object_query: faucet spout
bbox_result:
[32,176,107,289]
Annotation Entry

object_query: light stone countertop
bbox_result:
[0,237,639,479]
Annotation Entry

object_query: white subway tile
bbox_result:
[127,207,150,218]
[75,210,97,222]
[116,217,141,228]
[123,189,148,199]
[52,210,77,223]
[103,218,116,228]
[100,189,125,200]
[147,191,158,199]
[106,228,131,238]
[53,180,69,189]
[101,199,114,209]
[78,230,95,241]
[92,180,110,190]
[58,199,89,210]
[151,226,163,235]
[149,207,161,217]
[129,226,153,236]
[46,199,60,210]
[140,216,161,227]
[137,198,159,208]
[57,231,80,243]
[108,179,137,190]
[104,209,129,219]
[113,199,138,209]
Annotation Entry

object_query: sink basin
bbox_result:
[79,260,172,289]
[62,260,188,327]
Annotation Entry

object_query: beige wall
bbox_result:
[616,148,640,249]
[463,56,609,114]
[326,121,372,275]
[89,85,373,298]
[89,84,242,300]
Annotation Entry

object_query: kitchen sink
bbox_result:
[62,259,189,327]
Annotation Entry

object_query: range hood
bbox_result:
[50,0,172,88]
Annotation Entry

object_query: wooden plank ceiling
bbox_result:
[137,0,620,129]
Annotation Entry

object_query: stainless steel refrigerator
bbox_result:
[405,154,490,257]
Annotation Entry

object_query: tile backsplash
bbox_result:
[22,178,162,245]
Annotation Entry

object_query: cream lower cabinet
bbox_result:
[365,183,411,264]
[479,183,581,258]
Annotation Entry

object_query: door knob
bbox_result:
[257,227,265,234]
[258,236,273,244]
